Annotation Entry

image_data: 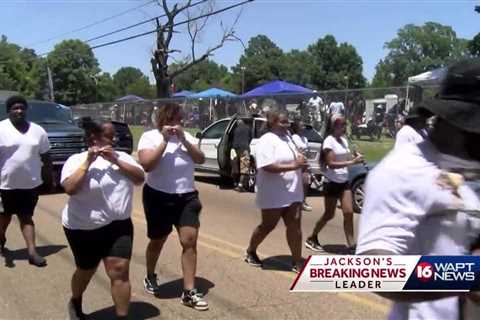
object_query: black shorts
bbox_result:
[142,184,202,239]
[323,181,350,198]
[0,188,39,216]
[64,219,133,270]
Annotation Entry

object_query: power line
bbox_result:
[27,0,156,48]
[84,0,209,44]
[90,0,254,50]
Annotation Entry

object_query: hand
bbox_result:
[172,125,186,142]
[295,154,309,170]
[86,146,100,164]
[99,145,119,164]
[352,154,364,164]
[161,125,175,141]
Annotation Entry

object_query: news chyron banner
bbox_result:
[290,256,480,292]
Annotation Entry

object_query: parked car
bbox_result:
[194,115,371,213]
[0,99,87,187]
[75,116,133,154]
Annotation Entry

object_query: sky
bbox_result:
[1,0,479,84]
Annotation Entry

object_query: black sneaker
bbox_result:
[346,245,356,255]
[68,299,87,320]
[144,274,161,295]
[244,251,262,267]
[305,238,325,253]
[181,288,209,311]
[28,254,47,267]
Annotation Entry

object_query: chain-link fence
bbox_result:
[71,84,440,138]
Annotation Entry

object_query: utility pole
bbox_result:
[46,58,55,102]
[241,66,246,94]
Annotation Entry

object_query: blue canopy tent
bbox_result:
[190,88,237,120]
[242,80,313,97]
[115,95,146,102]
[172,90,195,98]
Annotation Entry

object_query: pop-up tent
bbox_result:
[115,95,146,102]
[406,67,447,109]
[190,88,237,120]
[242,80,312,97]
[172,90,195,98]
[190,88,236,99]
[407,67,447,86]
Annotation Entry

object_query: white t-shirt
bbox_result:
[308,96,323,112]
[394,125,425,149]
[138,129,197,194]
[356,141,480,320]
[61,151,144,230]
[0,119,50,190]
[255,132,303,209]
[328,102,345,115]
[292,134,308,152]
[322,135,350,183]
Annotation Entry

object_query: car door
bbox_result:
[217,115,238,177]
[197,119,230,171]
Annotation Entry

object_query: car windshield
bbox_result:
[0,101,75,125]
[302,127,323,143]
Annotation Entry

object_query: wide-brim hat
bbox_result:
[419,59,480,134]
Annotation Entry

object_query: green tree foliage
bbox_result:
[0,35,45,98]
[113,67,145,96]
[281,49,313,87]
[171,59,230,92]
[232,35,285,92]
[307,35,366,90]
[372,22,470,87]
[96,73,119,102]
[47,39,100,105]
[468,33,480,57]
[126,76,155,99]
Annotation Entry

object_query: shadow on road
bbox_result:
[321,244,351,254]
[88,301,160,320]
[153,276,215,299]
[2,244,67,268]
[261,255,307,272]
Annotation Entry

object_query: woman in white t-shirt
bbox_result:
[290,120,313,212]
[137,103,208,311]
[305,115,363,254]
[245,110,308,273]
[61,120,145,320]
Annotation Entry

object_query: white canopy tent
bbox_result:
[406,67,447,110]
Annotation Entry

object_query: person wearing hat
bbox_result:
[0,95,52,267]
[394,106,432,149]
[356,59,480,320]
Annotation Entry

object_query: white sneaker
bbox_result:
[181,289,209,311]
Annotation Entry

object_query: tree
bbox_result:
[126,77,155,99]
[96,73,119,102]
[307,35,366,90]
[113,67,145,96]
[171,59,230,92]
[0,35,44,98]
[151,0,247,98]
[469,33,480,57]
[281,49,313,87]
[372,22,470,87]
[47,39,100,105]
[232,35,285,92]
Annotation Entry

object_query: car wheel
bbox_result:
[351,177,366,213]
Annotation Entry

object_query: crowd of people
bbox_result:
[0,58,480,320]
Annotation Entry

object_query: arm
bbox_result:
[324,149,362,169]
[180,137,205,164]
[62,149,98,195]
[138,140,168,172]
[40,153,53,189]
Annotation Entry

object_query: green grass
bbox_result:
[351,137,394,162]
[130,125,394,162]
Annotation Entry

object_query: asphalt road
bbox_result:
[0,174,390,320]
